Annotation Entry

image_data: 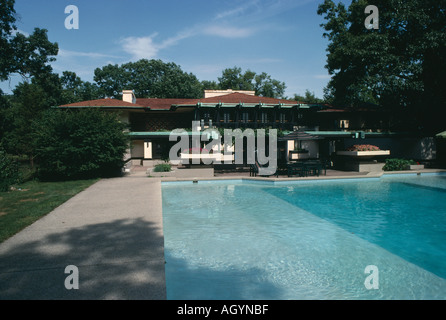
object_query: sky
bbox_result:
[1,0,336,99]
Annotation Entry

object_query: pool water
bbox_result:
[161,174,446,300]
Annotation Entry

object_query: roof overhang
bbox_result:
[436,131,446,139]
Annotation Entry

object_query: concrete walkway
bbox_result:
[0,177,166,300]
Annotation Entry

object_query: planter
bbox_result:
[409,164,424,170]
[337,150,390,157]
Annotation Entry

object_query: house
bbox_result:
[59,89,438,171]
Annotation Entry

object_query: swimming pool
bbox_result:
[161,173,446,300]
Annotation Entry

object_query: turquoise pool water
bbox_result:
[161,173,446,300]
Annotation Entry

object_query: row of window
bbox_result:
[201,112,304,123]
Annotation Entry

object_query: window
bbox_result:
[242,112,249,123]
[261,112,268,123]
[279,113,286,123]
[223,112,231,123]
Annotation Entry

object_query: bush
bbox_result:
[34,109,129,181]
[0,149,21,192]
[153,163,171,172]
[382,158,416,171]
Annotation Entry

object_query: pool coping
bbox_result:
[159,169,446,185]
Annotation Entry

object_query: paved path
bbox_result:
[0,177,166,300]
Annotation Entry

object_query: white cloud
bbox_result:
[203,25,256,39]
[120,34,160,61]
[214,0,260,20]
[120,29,196,61]
[119,0,310,60]
[58,49,123,59]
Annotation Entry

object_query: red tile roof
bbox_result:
[198,92,300,105]
[136,98,199,110]
[60,98,146,108]
[59,93,303,110]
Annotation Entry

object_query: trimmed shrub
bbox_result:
[382,158,417,171]
[153,163,171,172]
[0,149,21,192]
[34,109,129,181]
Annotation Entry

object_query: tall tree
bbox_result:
[0,0,60,164]
[60,71,100,103]
[216,67,286,98]
[93,59,203,99]
[318,0,446,132]
[293,90,325,104]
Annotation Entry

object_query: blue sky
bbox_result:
[2,0,336,98]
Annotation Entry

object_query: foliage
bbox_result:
[293,90,325,104]
[153,163,172,172]
[0,148,21,191]
[60,71,100,104]
[347,144,381,151]
[216,67,286,98]
[93,59,203,99]
[317,0,446,132]
[0,0,59,82]
[33,109,129,181]
[382,158,417,171]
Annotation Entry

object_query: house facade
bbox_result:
[59,89,437,170]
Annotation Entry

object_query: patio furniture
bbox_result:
[250,161,279,177]
[287,160,327,177]
[287,162,308,177]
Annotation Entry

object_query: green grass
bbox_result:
[0,179,98,243]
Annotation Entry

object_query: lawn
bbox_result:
[0,179,98,243]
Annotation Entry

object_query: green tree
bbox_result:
[0,0,60,165]
[60,71,100,104]
[293,90,325,104]
[94,59,203,99]
[34,109,129,181]
[200,80,220,93]
[317,0,446,132]
[216,67,286,98]
[0,147,21,192]
[2,80,50,166]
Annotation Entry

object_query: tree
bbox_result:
[0,147,21,191]
[317,0,446,132]
[254,72,286,98]
[2,80,51,166]
[60,71,100,104]
[33,109,129,181]
[200,80,220,92]
[93,59,203,99]
[293,90,325,104]
[215,67,286,98]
